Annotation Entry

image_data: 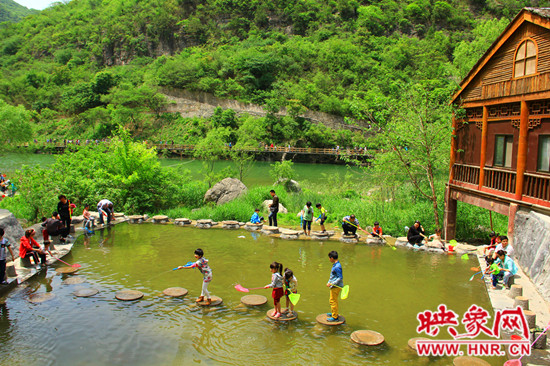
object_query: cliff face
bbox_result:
[513,210,550,303]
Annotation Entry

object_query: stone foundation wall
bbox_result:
[513,210,550,303]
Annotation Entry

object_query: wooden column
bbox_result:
[449,114,457,182]
[478,106,489,190]
[443,186,457,240]
[515,100,529,200]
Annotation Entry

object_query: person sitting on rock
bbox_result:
[250,208,264,224]
[407,221,427,245]
[19,229,46,268]
[489,249,518,290]
[427,228,445,250]
[492,235,514,259]
[370,221,382,238]
[484,231,500,257]
[342,215,361,237]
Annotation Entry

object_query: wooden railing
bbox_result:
[23,142,370,156]
[452,164,480,185]
[483,166,516,194]
[524,172,550,201]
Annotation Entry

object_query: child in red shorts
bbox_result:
[264,261,284,318]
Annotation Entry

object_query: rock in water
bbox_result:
[204,178,247,205]
[0,209,24,258]
[275,178,302,193]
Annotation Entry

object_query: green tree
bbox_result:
[0,99,32,145]
[193,128,231,187]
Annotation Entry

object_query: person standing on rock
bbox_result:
[269,190,279,227]
[301,201,314,236]
[0,228,15,284]
[97,199,114,226]
[57,195,73,240]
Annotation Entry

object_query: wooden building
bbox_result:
[445,8,550,240]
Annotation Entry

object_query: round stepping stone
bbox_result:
[241,294,267,306]
[115,290,144,301]
[351,330,385,346]
[222,221,240,229]
[266,308,297,321]
[316,313,345,325]
[408,337,430,351]
[453,356,491,366]
[279,229,301,240]
[174,218,191,226]
[163,287,188,297]
[63,276,86,285]
[196,219,214,228]
[128,215,144,224]
[56,266,78,274]
[197,296,222,306]
[261,226,280,235]
[28,293,55,303]
[74,288,99,297]
[114,212,125,218]
[152,215,169,223]
[244,223,263,231]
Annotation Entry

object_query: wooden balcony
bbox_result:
[453,164,480,185]
[483,166,516,194]
[524,172,550,201]
[482,72,550,100]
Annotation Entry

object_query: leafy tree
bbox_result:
[0,99,32,145]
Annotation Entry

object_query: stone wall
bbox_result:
[513,210,550,302]
[0,209,24,258]
[160,87,367,132]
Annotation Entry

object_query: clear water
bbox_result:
[0,152,363,186]
[0,224,505,365]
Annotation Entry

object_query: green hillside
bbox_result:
[0,0,37,22]
[0,0,545,145]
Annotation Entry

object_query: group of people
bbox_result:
[483,232,518,289]
[0,173,16,198]
[9,196,116,271]
[177,248,344,322]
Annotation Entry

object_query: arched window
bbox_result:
[514,39,537,78]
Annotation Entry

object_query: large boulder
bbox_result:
[262,200,288,214]
[275,178,302,193]
[204,178,247,205]
[0,209,24,258]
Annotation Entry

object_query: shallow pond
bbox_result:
[0,224,505,365]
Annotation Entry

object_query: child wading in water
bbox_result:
[264,261,284,318]
[283,268,298,314]
[326,250,343,322]
[178,248,212,305]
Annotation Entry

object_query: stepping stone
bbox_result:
[351,330,385,346]
[162,287,188,297]
[196,219,214,229]
[241,294,267,306]
[63,276,86,285]
[266,308,297,321]
[238,222,245,226]
[115,290,144,301]
[244,223,263,231]
[114,212,125,218]
[56,266,78,274]
[366,236,385,245]
[197,295,222,306]
[453,356,491,366]
[174,218,191,226]
[395,237,408,247]
[339,235,358,244]
[29,293,55,303]
[74,288,99,297]
[279,229,301,240]
[311,231,329,240]
[261,226,279,235]
[408,337,430,351]
[222,220,240,229]
[128,215,144,224]
[316,313,345,325]
[152,215,169,224]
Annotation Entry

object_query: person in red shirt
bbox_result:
[371,221,383,238]
[19,229,46,267]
